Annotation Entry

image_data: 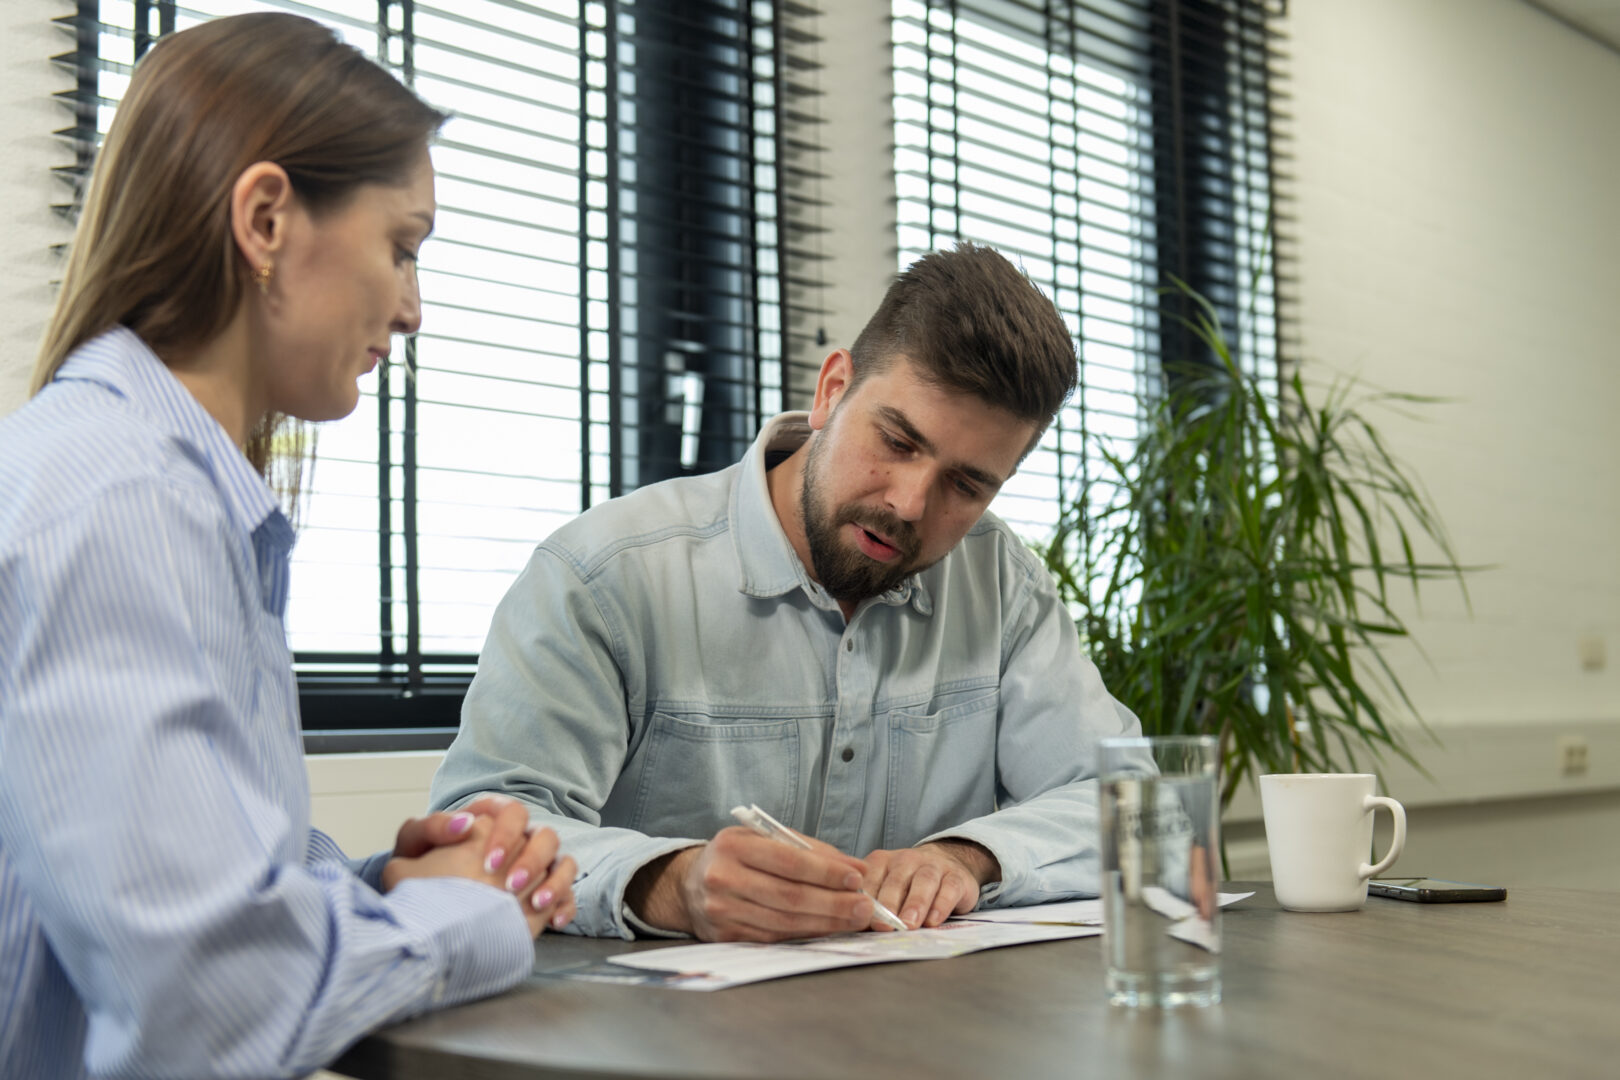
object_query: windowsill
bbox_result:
[301,727,458,755]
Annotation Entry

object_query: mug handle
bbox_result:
[1358,794,1407,879]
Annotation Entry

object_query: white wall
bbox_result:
[1221,0,1620,888]
[0,0,69,414]
[790,0,897,373]
[3,0,1616,883]
[1287,0,1620,730]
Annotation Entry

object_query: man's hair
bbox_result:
[848,242,1078,432]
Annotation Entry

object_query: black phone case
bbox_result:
[1368,880,1507,903]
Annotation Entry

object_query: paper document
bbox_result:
[953,891,1253,927]
[551,893,1253,991]
[596,919,1096,991]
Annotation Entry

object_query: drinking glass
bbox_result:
[1099,735,1221,1007]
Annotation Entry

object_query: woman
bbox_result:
[0,14,575,1078]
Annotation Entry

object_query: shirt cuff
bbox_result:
[385,877,534,1010]
[596,839,706,939]
[621,904,691,940]
[918,827,1016,910]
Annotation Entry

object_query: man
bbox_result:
[430,242,1140,941]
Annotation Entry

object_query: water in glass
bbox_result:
[1101,768,1221,1007]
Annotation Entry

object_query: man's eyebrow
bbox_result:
[875,405,1006,490]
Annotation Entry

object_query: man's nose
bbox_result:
[884,463,931,522]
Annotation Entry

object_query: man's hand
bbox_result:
[625,826,874,942]
[862,839,1001,930]
[383,817,578,938]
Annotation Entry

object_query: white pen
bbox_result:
[729,803,910,932]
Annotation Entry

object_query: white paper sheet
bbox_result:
[953,890,1254,927]
[598,920,1098,991]
[561,892,1255,991]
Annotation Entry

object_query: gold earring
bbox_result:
[252,264,274,295]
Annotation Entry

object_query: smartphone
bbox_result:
[1368,877,1506,903]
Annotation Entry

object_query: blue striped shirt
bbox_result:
[0,328,533,1079]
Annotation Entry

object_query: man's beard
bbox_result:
[799,434,923,603]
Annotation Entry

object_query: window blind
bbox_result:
[51,0,825,742]
[890,0,1289,543]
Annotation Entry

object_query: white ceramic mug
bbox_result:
[1259,773,1406,912]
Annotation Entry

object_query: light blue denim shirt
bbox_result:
[431,414,1141,938]
[0,329,532,1079]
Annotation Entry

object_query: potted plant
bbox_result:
[1043,282,1473,817]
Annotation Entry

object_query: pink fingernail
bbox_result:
[448,812,475,836]
[483,848,506,874]
[531,888,554,911]
[551,911,571,929]
[505,869,530,893]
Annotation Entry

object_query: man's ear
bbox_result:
[808,348,854,431]
[229,161,295,276]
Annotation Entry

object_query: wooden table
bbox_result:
[332,885,1619,1079]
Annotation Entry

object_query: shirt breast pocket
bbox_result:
[629,712,802,841]
[883,690,999,850]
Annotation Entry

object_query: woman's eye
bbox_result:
[395,246,419,266]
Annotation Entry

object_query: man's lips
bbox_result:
[849,522,902,563]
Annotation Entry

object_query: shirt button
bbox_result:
[841,747,855,763]
[844,639,854,651]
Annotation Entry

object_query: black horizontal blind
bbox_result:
[51,0,823,736]
[891,0,1288,543]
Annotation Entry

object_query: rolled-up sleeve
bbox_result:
[921,555,1141,906]
[430,546,699,940]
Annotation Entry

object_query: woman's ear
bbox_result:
[229,161,295,277]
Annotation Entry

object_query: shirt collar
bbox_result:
[729,412,932,616]
[54,326,289,546]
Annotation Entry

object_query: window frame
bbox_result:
[889,0,1288,550]
[51,0,822,751]
[47,0,1287,751]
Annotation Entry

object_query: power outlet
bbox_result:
[1558,735,1589,778]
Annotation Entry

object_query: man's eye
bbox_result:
[882,432,909,452]
[953,478,979,498]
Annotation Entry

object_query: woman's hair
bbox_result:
[34,12,448,486]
